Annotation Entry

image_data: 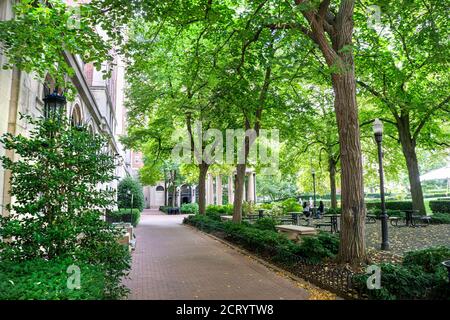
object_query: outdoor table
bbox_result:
[322,214,340,233]
[402,210,420,227]
[288,212,303,225]
[258,209,266,219]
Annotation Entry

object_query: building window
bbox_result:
[71,105,83,127]
[156,186,164,192]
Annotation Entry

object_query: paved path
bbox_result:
[124,209,311,300]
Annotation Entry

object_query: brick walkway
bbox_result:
[123,209,311,300]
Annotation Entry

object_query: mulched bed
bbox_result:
[365,221,450,255]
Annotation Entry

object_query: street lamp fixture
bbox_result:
[373,118,389,250]
[311,169,316,209]
[127,189,134,218]
[43,89,66,120]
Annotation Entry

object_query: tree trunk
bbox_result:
[233,163,246,222]
[329,157,337,209]
[198,163,209,215]
[397,118,426,214]
[332,71,367,264]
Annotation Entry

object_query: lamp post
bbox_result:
[127,189,133,219]
[311,169,316,208]
[43,89,67,120]
[373,118,389,250]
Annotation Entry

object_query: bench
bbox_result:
[366,215,377,224]
[220,215,233,222]
[389,216,400,227]
[315,222,333,232]
[113,222,135,252]
[412,215,432,227]
[275,225,318,241]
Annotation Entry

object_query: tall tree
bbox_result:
[267,0,367,263]
[354,0,450,214]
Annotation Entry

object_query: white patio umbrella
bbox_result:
[420,166,450,181]
[420,167,450,195]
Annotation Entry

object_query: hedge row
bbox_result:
[184,214,339,264]
[180,203,199,214]
[354,246,450,300]
[106,208,141,227]
[365,201,413,211]
[429,200,450,214]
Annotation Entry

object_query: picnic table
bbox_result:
[288,212,312,226]
[316,214,340,233]
[389,210,431,227]
[275,225,318,241]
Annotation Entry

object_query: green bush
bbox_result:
[403,246,450,273]
[107,208,141,227]
[117,177,145,212]
[0,116,130,299]
[295,233,340,263]
[354,263,444,300]
[254,217,278,231]
[367,208,406,219]
[324,207,341,215]
[366,201,413,211]
[354,246,450,300]
[281,198,302,214]
[205,204,233,220]
[429,200,450,214]
[430,213,450,224]
[183,214,339,264]
[180,203,199,214]
[0,257,110,300]
[242,201,256,216]
[159,206,169,213]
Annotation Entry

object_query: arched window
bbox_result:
[87,123,95,135]
[71,104,83,127]
[156,186,164,192]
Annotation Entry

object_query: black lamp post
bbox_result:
[43,89,67,120]
[311,169,316,208]
[127,189,134,219]
[373,118,389,251]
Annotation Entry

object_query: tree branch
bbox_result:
[413,95,450,141]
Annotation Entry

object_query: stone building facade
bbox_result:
[0,0,131,215]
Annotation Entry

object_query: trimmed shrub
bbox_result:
[281,198,302,214]
[254,217,278,231]
[106,208,141,227]
[183,214,339,264]
[365,201,413,211]
[430,213,450,224]
[295,233,339,263]
[429,200,450,214]
[403,246,450,273]
[354,246,450,300]
[367,208,406,219]
[159,206,169,213]
[324,207,341,215]
[242,201,256,216]
[180,203,199,214]
[0,257,115,300]
[205,204,233,220]
[354,263,444,300]
[117,177,145,212]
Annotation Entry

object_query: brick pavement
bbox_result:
[123,209,311,300]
